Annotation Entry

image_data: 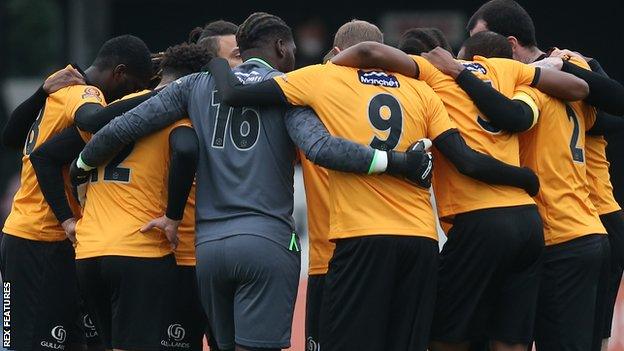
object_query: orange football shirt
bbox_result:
[3,67,105,241]
[176,181,196,266]
[275,62,455,241]
[411,55,537,222]
[298,151,333,275]
[75,90,198,263]
[75,99,193,259]
[516,80,605,245]
[585,136,621,215]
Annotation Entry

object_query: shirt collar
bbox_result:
[245,57,274,69]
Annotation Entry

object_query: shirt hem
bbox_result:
[2,226,66,242]
[437,198,535,220]
[329,229,437,241]
[76,250,173,260]
[545,229,607,246]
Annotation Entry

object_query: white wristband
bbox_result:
[76,155,94,171]
[368,150,388,174]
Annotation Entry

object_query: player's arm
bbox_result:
[458,70,538,132]
[329,41,419,78]
[165,126,198,221]
[206,57,289,107]
[588,59,607,76]
[1,67,84,148]
[587,111,624,136]
[74,74,195,173]
[433,129,539,196]
[558,58,624,115]
[285,107,433,186]
[141,125,199,250]
[29,127,84,228]
[73,91,157,133]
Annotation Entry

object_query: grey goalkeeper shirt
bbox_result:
[80,59,374,249]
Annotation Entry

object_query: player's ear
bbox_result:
[507,36,520,51]
[112,64,128,80]
[276,38,287,59]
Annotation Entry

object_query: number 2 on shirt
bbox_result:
[368,93,403,151]
[566,104,585,163]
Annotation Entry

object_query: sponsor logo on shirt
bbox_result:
[462,62,487,75]
[235,70,264,84]
[358,70,400,88]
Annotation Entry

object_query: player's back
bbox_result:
[516,82,605,245]
[75,90,191,259]
[4,69,105,242]
[185,60,296,249]
[274,62,455,241]
[410,55,537,220]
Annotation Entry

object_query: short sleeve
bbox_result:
[65,85,106,121]
[514,85,546,111]
[487,58,537,87]
[410,55,443,88]
[273,64,327,106]
[568,56,591,70]
[425,88,456,140]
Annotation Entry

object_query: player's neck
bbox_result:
[83,66,105,89]
[240,50,276,69]
[155,74,177,90]
[515,46,544,64]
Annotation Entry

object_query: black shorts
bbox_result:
[535,234,610,351]
[76,254,177,351]
[431,205,544,344]
[160,265,207,351]
[305,274,325,351]
[599,211,624,338]
[320,235,438,351]
[0,233,83,351]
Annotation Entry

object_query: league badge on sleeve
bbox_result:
[81,87,103,102]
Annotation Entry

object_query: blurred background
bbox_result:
[1,0,623,349]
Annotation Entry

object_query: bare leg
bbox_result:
[601,338,609,351]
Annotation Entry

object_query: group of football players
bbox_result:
[2,0,624,351]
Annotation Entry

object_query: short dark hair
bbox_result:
[200,20,238,40]
[467,0,537,47]
[93,35,152,82]
[460,31,513,59]
[426,28,453,52]
[189,21,238,57]
[236,12,293,53]
[160,43,213,77]
[333,20,383,50]
[398,28,451,55]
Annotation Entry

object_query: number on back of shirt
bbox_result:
[24,106,45,155]
[210,90,260,150]
[566,104,585,163]
[90,143,135,183]
[367,93,403,151]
